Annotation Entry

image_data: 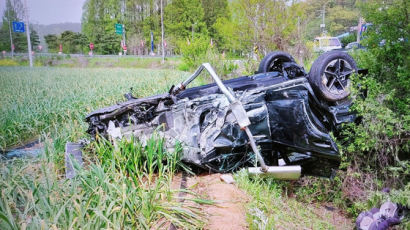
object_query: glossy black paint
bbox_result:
[85,63,355,178]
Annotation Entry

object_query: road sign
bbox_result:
[150,31,154,52]
[115,24,123,35]
[89,43,94,50]
[12,21,25,33]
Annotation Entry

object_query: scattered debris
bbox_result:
[220,174,235,184]
[65,142,83,179]
[1,140,43,160]
[356,201,407,230]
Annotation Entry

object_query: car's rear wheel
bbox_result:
[258,51,296,73]
[308,51,357,102]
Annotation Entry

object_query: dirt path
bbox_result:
[172,173,249,230]
[172,173,353,230]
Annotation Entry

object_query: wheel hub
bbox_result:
[321,58,353,94]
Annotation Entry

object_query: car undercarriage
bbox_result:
[85,51,359,179]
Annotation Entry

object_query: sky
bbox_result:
[0,0,86,25]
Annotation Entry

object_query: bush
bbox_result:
[179,36,238,79]
[341,73,409,185]
[0,58,18,66]
[358,0,409,115]
[179,36,210,68]
[340,33,356,47]
[280,1,409,219]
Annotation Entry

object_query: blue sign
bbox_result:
[12,21,25,33]
[150,31,154,52]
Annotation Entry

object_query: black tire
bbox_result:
[308,51,357,102]
[257,51,296,73]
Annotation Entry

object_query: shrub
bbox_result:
[340,33,356,47]
[179,36,238,79]
[0,58,18,66]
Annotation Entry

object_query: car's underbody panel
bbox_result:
[86,56,356,178]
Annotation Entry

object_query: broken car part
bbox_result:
[65,142,83,179]
[356,201,408,230]
[86,51,359,178]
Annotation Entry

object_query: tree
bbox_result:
[60,31,88,53]
[0,0,30,52]
[201,0,229,38]
[358,0,409,114]
[44,34,59,52]
[304,0,360,39]
[213,16,241,53]
[327,5,359,35]
[82,0,122,54]
[30,29,40,50]
[164,0,208,43]
[229,0,307,56]
[44,31,89,54]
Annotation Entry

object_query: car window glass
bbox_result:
[329,38,341,46]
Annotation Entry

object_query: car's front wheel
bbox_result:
[257,51,296,73]
[308,51,357,102]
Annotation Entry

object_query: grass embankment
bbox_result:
[234,171,353,229]
[0,67,209,229]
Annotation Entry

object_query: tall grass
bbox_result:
[0,136,204,229]
[0,67,189,151]
[0,66,209,229]
[234,170,353,229]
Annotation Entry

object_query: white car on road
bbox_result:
[314,36,343,52]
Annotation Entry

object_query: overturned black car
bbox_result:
[86,51,359,179]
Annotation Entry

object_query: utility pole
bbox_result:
[7,1,14,57]
[161,0,165,63]
[122,0,126,55]
[191,22,197,41]
[318,5,326,35]
[357,17,364,43]
[321,5,326,35]
[24,0,33,67]
[297,16,303,65]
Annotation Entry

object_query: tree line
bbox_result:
[0,0,39,53]
[80,0,361,57]
[1,0,361,57]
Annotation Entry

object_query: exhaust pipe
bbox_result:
[248,166,301,180]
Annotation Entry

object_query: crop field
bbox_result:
[0,66,211,229]
[0,66,191,151]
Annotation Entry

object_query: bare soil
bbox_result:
[172,173,353,230]
[172,173,249,230]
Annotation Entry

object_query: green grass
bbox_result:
[0,67,190,151]
[234,170,353,229]
[0,137,205,229]
[0,66,209,229]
